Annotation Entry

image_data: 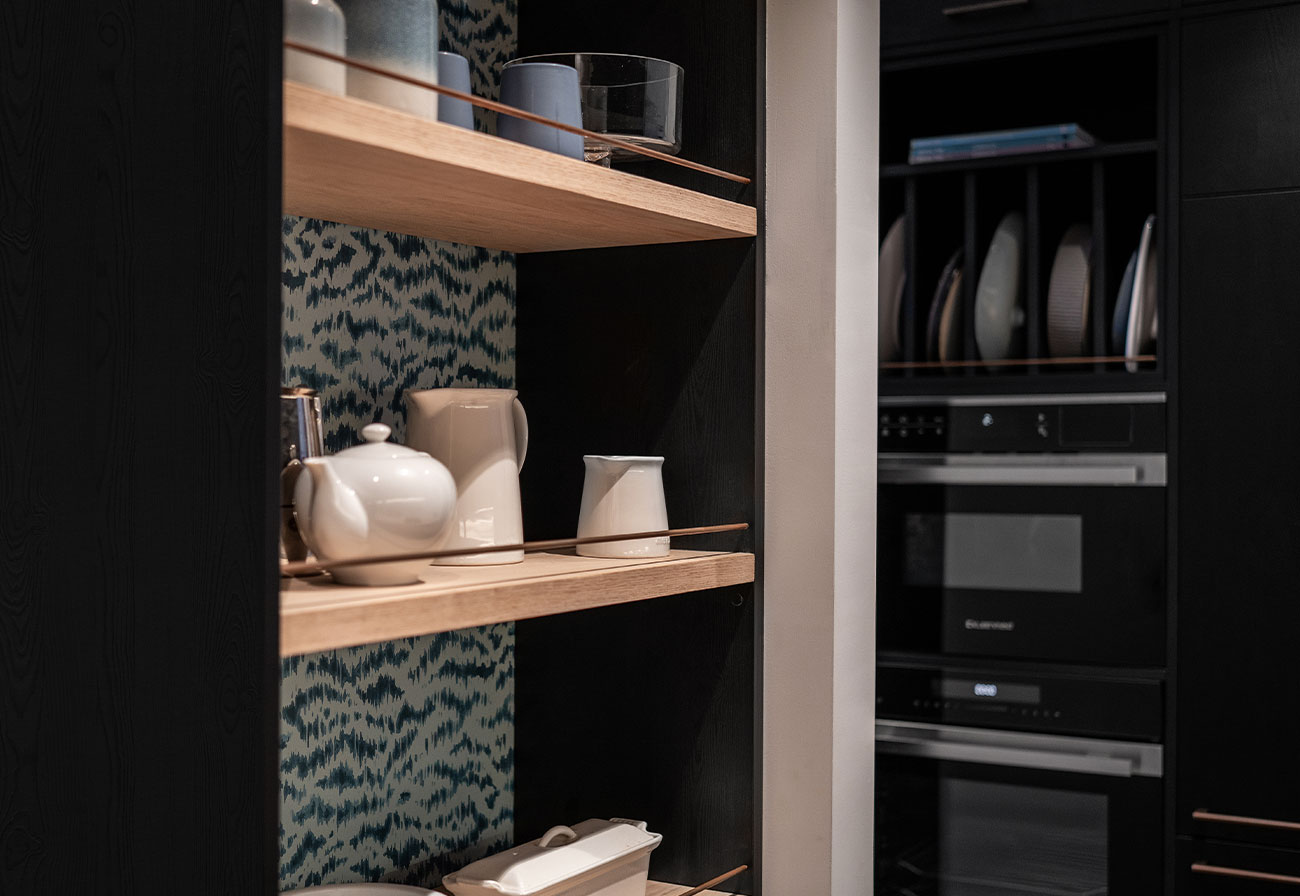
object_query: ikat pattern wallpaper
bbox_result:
[278,1,518,888]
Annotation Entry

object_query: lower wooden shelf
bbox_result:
[280,549,755,656]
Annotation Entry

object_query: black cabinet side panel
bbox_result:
[514,0,758,888]
[0,1,281,893]
[1182,5,1300,195]
[1176,193,1300,838]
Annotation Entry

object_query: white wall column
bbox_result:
[763,0,878,892]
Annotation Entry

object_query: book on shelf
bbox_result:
[908,124,1096,164]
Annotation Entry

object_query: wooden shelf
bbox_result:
[282,82,757,252]
[280,549,755,656]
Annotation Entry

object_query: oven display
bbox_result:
[938,678,1042,705]
[903,512,1083,593]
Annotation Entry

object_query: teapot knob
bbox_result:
[361,422,392,443]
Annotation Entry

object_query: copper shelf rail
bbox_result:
[281,522,749,578]
[283,41,751,185]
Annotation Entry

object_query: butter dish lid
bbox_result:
[442,818,661,896]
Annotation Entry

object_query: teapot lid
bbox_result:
[336,422,424,459]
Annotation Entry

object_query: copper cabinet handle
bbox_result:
[1192,863,1300,886]
[943,0,1031,17]
[1193,810,1300,832]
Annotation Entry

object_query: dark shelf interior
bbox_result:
[879,34,1165,393]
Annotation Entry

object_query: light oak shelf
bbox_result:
[281,548,756,656]
[282,82,757,253]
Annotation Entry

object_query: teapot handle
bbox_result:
[512,397,528,472]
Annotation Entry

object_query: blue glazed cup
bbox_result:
[498,62,584,159]
[437,51,475,130]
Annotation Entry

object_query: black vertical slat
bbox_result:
[1092,160,1109,371]
[903,176,919,370]
[1025,166,1042,372]
[963,173,979,375]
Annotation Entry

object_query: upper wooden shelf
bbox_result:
[281,548,755,656]
[282,82,757,252]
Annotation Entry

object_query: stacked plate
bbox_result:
[974,211,1026,362]
[925,247,964,363]
[1122,214,1158,372]
[1046,224,1093,358]
[879,214,907,363]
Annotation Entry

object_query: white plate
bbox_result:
[974,211,1026,361]
[879,215,906,362]
[1046,224,1093,358]
[1125,214,1157,372]
[926,247,963,361]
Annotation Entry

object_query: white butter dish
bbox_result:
[441,818,662,896]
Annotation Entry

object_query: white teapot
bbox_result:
[294,422,457,585]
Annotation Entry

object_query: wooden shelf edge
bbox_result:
[280,549,755,656]
[282,82,756,252]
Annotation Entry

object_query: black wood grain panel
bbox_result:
[882,0,1169,52]
[0,1,280,892]
[1176,193,1300,842]
[515,589,755,893]
[514,1,757,889]
[1177,837,1300,894]
[1182,5,1300,195]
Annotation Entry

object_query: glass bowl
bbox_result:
[506,53,684,165]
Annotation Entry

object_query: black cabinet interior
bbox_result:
[1182,5,1300,196]
[881,0,1170,54]
[1176,191,1300,839]
[512,0,759,891]
[0,0,282,893]
[879,33,1166,392]
[1177,837,1300,893]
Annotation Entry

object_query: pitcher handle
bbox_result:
[512,397,528,472]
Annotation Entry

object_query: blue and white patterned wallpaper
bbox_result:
[279,2,518,889]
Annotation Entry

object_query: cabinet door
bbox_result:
[1177,193,1300,839]
[1183,6,1300,195]
[1178,837,1300,894]
[882,0,1167,51]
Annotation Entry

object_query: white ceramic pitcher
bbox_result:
[576,456,669,558]
[406,388,528,564]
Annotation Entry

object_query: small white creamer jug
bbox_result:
[576,455,669,558]
[405,388,528,564]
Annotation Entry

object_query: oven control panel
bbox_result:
[879,396,1166,453]
[875,661,1163,742]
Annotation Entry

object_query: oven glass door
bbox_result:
[876,739,1162,895]
[877,463,1166,665]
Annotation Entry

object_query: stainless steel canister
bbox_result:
[280,386,326,562]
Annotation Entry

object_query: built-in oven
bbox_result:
[875,660,1164,896]
[877,393,1167,667]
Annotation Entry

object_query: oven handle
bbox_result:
[876,721,1164,778]
[878,453,1167,487]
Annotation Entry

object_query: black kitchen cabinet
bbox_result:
[1177,837,1300,893]
[1176,192,1300,845]
[881,0,1169,52]
[1182,5,1300,195]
